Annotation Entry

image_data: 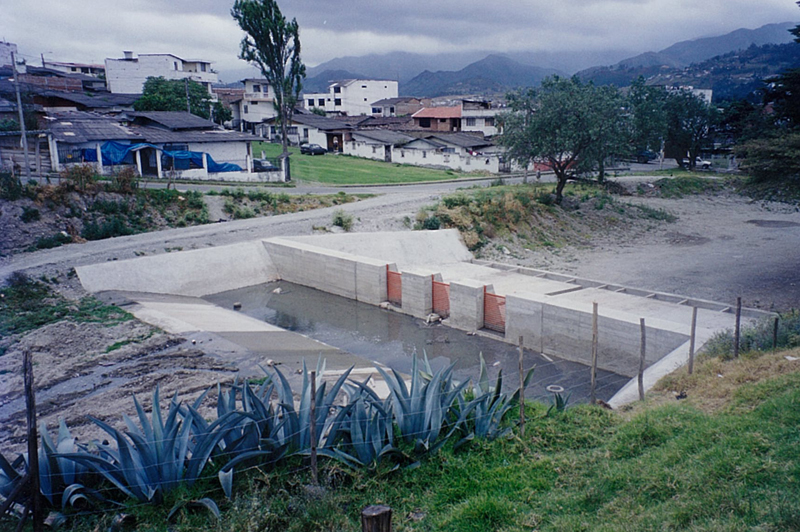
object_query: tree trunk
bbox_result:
[280,100,292,182]
[597,158,605,183]
[555,171,567,205]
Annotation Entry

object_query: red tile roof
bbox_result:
[412,106,461,119]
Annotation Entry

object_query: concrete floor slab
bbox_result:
[437,262,573,295]
[134,299,283,333]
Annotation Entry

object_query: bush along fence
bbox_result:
[0,354,534,527]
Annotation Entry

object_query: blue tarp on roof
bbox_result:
[82,141,242,173]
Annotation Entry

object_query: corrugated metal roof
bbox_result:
[425,132,493,149]
[352,129,415,145]
[127,111,216,130]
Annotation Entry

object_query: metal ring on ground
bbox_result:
[546,385,564,393]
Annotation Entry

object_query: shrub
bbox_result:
[0,171,23,200]
[20,206,40,223]
[82,217,135,240]
[703,310,800,359]
[61,164,98,192]
[332,209,354,231]
[421,215,441,230]
[110,166,139,194]
[31,232,72,250]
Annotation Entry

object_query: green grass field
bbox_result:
[252,141,486,185]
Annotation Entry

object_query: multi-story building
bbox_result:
[230,79,278,135]
[460,99,501,137]
[43,61,105,78]
[104,51,218,94]
[0,41,17,67]
[304,79,398,116]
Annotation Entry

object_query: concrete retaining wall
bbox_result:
[449,279,486,331]
[506,292,689,377]
[76,241,279,297]
[263,238,388,305]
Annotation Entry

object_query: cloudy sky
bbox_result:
[3,0,797,79]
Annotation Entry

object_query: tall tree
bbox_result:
[499,76,626,203]
[664,89,718,170]
[628,77,668,156]
[232,0,305,181]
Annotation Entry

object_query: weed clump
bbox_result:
[332,209,354,231]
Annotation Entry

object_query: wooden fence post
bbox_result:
[518,336,525,438]
[24,350,44,532]
[773,316,780,351]
[590,302,598,404]
[638,319,646,402]
[309,370,318,486]
[688,307,698,375]
[733,297,742,358]
[362,505,392,532]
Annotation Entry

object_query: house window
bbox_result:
[419,118,431,128]
[422,151,427,158]
[174,62,179,70]
[287,126,298,135]
[270,126,276,135]
[362,85,367,89]
[439,118,447,123]
[390,107,395,114]
[333,86,341,93]
[318,98,325,106]
[303,128,309,139]
[253,84,261,92]
[372,107,380,114]
[251,101,258,105]
[372,146,377,154]
[334,98,342,106]
[465,118,476,127]
[401,150,405,158]
[485,117,494,126]
[164,143,189,152]
[201,63,207,72]
[364,98,368,102]
[244,105,249,114]
[309,99,315,107]
[443,147,456,154]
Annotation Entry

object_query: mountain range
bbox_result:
[222,21,798,99]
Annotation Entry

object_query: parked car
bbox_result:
[635,150,659,164]
[300,143,327,155]
[681,157,712,170]
[253,158,279,172]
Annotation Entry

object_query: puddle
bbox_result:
[205,281,628,403]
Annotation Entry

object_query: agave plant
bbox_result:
[0,451,25,516]
[457,354,535,448]
[266,360,354,453]
[377,355,471,456]
[60,387,246,503]
[320,377,403,469]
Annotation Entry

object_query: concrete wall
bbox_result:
[506,292,689,377]
[105,54,217,94]
[292,230,473,269]
[400,269,440,318]
[263,238,388,305]
[449,279,486,331]
[76,241,279,297]
[392,147,500,173]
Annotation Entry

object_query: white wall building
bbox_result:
[0,41,18,67]
[43,61,105,78]
[232,79,278,135]
[303,79,398,116]
[461,100,501,137]
[104,51,218,94]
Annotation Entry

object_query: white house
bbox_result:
[461,99,501,137]
[46,111,280,182]
[0,41,18,67]
[231,79,278,135]
[263,113,353,150]
[392,133,500,173]
[104,51,218,94]
[346,130,415,162]
[303,79,398,116]
[42,61,105,78]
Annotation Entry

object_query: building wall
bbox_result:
[0,41,17,67]
[392,147,500,173]
[461,112,499,136]
[105,54,218,94]
[345,140,387,161]
[304,81,399,116]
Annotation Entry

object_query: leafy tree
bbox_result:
[499,76,627,203]
[310,107,326,116]
[134,77,219,121]
[628,77,667,155]
[735,132,800,183]
[232,0,306,181]
[664,89,718,169]
[764,69,800,129]
[578,84,629,182]
[212,101,233,125]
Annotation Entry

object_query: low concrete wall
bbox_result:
[76,241,279,297]
[263,238,388,305]
[506,292,689,377]
[400,269,439,318]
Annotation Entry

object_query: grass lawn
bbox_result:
[252,141,488,185]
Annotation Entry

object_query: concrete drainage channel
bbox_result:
[76,229,775,407]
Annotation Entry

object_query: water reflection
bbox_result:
[205,281,628,403]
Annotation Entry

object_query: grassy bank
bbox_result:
[252,141,483,185]
[48,345,800,532]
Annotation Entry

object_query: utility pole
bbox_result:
[11,52,32,182]
[184,78,191,114]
